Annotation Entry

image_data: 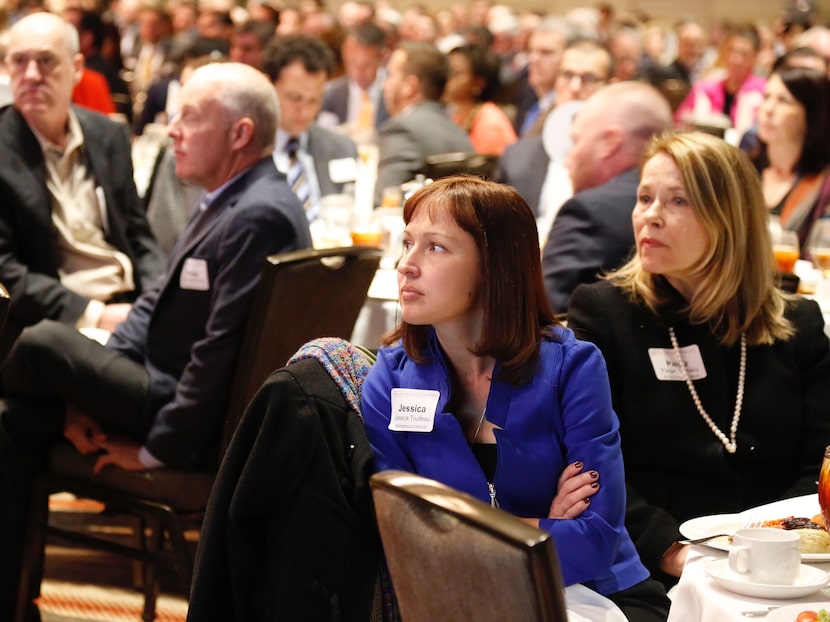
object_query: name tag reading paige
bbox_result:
[389,388,439,432]
[648,345,707,381]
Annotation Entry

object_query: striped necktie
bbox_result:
[286,137,311,212]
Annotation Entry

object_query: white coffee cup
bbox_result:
[728,528,801,585]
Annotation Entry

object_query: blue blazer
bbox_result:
[361,327,650,596]
[107,158,312,468]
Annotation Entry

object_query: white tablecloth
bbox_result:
[668,545,830,621]
[351,269,399,348]
[565,584,628,621]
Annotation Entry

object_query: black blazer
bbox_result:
[187,358,380,622]
[0,105,165,359]
[107,158,312,468]
[568,281,830,580]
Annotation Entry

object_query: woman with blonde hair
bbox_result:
[568,131,830,588]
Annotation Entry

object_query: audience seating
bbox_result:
[422,151,500,181]
[14,246,382,622]
[370,470,569,622]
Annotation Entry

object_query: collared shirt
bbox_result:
[345,72,385,126]
[273,129,321,222]
[32,109,134,328]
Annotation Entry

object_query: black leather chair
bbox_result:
[422,151,500,181]
[370,470,569,622]
[15,246,382,622]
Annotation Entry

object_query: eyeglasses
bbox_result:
[7,53,60,76]
[559,70,604,86]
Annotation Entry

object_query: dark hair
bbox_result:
[449,44,501,103]
[759,67,830,175]
[347,20,386,47]
[384,176,558,384]
[398,41,448,102]
[772,46,828,73]
[234,19,276,48]
[77,10,105,50]
[261,33,335,81]
[725,22,761,52]
[564,37,615,81]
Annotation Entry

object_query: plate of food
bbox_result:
[767,602,830,621]
[679,494,830,561]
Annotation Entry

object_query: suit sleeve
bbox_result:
[144,203,302,468]
[542,196,604,314]
[375,122,424,205]
[567,284,682,573]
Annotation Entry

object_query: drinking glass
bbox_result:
[807,218,830,278]
[818,445,830,528]
[770,220,800,274]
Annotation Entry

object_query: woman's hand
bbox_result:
[660,542,690,577]
[547,461,600,519]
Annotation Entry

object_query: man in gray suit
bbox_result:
[262,34,358,222]
[375,41,472,203]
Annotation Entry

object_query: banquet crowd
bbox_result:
[0,0,830,619]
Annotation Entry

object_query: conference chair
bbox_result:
[370,470,569,622]
[422,151,500,181]
[15,246,382,622]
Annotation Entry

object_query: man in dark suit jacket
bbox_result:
[542,82,673,314]
[494,136,548,217]
[375,41,473,204]
[263,34,358,221]
[320,21,389,131]
[0,61,311,621]
[0,13,165,364]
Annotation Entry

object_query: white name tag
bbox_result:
[389,388,439,432]
[648,345,707,381]
[180,257,210,291]
[328,157,358,184]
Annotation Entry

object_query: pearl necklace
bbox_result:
[668,327,746,454]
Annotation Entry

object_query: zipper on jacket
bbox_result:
[487,482,499,508]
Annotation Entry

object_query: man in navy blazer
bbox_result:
[0,13,166,363]
[0,62,311,621]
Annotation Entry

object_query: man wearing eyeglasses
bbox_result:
[0,12,165,363]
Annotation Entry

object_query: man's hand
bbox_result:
[97,303,132,333]
[93,437,147,474]
[64,407,106,454]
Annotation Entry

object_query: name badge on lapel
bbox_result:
[648,345,707,381]
[389,388,439,432]
[180,257,209,291]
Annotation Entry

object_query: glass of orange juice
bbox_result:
[819,446,830,528]
[771,226,800,274]
[807,218,830,278]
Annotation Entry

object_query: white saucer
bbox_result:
[768,602,830,622]
[704,559,829,599]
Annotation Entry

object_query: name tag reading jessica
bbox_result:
[648,345,707,381]
[180,257,210,291]
[389,388,439,432]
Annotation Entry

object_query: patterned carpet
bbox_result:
[36,494,191,622]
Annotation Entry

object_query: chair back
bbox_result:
[423,151,500,181]
[370,470,569,622]
[221,245,381,452]
[0,282,9,335]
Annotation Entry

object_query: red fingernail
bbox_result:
[591,482,599,488]
[590,471,598,479]
[574,461,583,469]
[584,497,591,504]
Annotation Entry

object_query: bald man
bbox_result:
[541,82,673,314]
